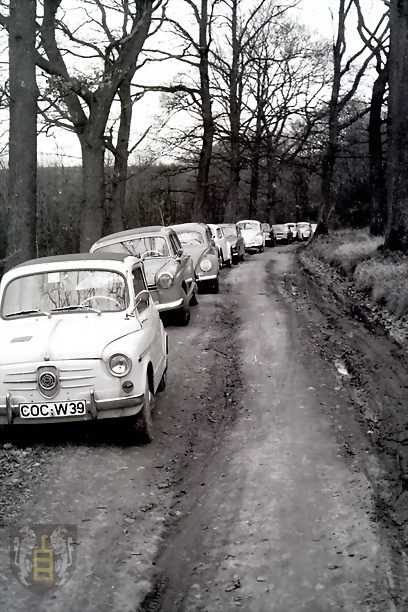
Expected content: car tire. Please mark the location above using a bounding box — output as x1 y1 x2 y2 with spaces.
212 278 219 294
132 378 154 444
189 290 198 306
175 304 190 326
157 368 167 392
232 254 239 265
258 246 264 253
225 256 232 268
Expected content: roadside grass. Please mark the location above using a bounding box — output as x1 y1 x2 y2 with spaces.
306 229 408 319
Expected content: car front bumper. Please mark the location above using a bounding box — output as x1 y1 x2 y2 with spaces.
0 390 145 425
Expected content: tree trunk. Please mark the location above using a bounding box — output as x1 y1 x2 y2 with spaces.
194 0 214 222
224 0 240 223
106 76 133 234
6 0 37 270
369 61 388 236
317 0 345 234
79 135 106 251
385 0 408 251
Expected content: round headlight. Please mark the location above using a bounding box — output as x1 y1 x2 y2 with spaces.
157 271 174 289
109 354 131 377
200 259 212 272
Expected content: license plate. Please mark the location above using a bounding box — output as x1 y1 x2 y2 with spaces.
19 400 87 419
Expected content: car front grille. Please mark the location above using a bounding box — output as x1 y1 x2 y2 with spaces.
3 364 97 393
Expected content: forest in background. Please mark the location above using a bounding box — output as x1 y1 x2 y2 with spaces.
1 0 405 274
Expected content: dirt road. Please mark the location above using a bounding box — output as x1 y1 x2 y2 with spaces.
0 246 407 611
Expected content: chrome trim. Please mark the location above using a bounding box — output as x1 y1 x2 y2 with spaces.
155 298 183 312
0 391 145 424
197 274 218 281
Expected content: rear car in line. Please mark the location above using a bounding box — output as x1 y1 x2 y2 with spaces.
218 224 245 264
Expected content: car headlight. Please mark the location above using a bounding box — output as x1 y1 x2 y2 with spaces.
157 271 174 289
108 354 132 377
200 259 212 272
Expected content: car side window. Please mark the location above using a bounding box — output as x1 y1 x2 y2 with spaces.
217 228 222 239
132 267 150 313
206 228 213 244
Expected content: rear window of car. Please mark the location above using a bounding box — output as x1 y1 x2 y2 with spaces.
93 236 170 258
177 231 204 245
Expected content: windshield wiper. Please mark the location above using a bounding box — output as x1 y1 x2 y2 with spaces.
51 305 101 314
5 308 50 318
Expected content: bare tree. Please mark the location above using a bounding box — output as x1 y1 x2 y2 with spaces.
6 0 37 269
317 0 387 235
35 0 163 250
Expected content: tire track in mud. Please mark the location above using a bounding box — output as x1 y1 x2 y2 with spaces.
140 284 245 612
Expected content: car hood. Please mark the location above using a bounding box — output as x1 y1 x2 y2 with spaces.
0 315 140 365
179 244 207 267
141 258 172 285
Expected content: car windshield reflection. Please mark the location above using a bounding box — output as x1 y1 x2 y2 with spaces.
1 269 128 318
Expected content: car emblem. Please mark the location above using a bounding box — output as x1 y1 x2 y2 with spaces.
37 366 59 398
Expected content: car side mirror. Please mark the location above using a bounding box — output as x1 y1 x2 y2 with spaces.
176 247 183 258
135 289 150 308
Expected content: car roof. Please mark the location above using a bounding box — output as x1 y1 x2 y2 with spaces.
169 222 209 233
91 226 169 247
14 252 134 268
237 219 261 224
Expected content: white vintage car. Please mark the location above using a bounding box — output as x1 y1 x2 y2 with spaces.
207 223 232 268
236 220 265 252
0 253 168 443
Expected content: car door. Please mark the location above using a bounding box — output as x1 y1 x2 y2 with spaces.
132 265 165 382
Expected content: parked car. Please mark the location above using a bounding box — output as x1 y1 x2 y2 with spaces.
208 224 232 268
284 222 298 240
271 224 293 245
0 252 168 443
296 222 312 241
218 224 245 264
169 222 220 293
90 226 197 326
261 223 273 246
236 220 265 252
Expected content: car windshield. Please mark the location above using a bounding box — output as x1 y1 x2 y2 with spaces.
297 223 309 229
238 222 259 230
262 224 270 231
273 225 285 231
2 269 128 318
221 226 237 238
93 236 170 258
177 231 204 245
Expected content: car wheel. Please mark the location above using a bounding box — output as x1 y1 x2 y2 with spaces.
225 256 232 268
132 378 154 444
232 254 239 265
175 303 190 326
258 245 264 253
212 278 219 294
157 368 167 392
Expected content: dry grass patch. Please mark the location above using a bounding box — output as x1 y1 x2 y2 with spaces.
307 229 408 319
